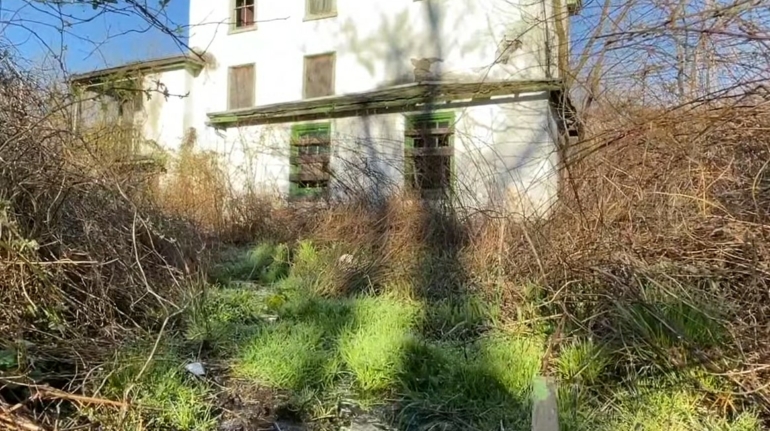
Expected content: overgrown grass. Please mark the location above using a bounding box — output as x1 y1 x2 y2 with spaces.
188 240 553 429
93 339 216 431
108 238 762 431
340 294 422 393
209 242 290 284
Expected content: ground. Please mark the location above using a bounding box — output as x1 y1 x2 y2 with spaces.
90 240 763 431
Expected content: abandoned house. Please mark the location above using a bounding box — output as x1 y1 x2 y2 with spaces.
69 0 581 217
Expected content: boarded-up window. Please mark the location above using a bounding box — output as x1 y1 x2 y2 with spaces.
404 112 455 198
228 64 255 110
306 0 336 18
303 53 335 99
234 0 255 29
290 123 332 199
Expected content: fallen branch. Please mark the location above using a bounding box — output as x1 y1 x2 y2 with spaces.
32 387 127 409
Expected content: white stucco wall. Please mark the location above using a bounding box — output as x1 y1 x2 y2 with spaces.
188 0 558 115
114 0 565 217
189 92 559 217
137 68 194 151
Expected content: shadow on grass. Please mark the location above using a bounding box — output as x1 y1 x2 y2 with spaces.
183 200 545 431
96 203 764 431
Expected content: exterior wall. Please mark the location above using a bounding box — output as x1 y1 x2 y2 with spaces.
190 92 559 217
188 0 558 114
88 0 566 217
137 68 194 151
455 93 560 216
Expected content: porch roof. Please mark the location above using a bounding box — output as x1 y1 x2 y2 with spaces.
69 53 206 87
206 79 567 128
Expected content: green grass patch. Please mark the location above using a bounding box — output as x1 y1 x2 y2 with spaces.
195 243 754 431
424 294 500 340
597 379 760 431
96 339 216 431
237 320 341 390
557 338 610 385
234 294 352 390
340 294 422 393
184 287 271 352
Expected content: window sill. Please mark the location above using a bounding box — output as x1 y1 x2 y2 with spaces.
303 12 338 22
228 25 258 35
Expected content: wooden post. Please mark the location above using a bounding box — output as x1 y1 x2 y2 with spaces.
531 376 559 431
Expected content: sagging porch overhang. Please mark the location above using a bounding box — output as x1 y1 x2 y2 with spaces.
206 79 569 128
68 53 206 93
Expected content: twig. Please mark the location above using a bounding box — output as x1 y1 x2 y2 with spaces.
33 387 128 409
0 413 44 431
133 306 186 383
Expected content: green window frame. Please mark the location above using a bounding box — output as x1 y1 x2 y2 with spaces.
290 122 332 199
404 111 456 198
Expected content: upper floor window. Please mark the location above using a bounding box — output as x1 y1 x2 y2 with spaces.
305 0 336 20
233 0 255 30
228 64 255 110
303 53 335 99
404 112 455 198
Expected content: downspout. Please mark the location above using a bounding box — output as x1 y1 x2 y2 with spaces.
542 0 553 79
551 0 570 83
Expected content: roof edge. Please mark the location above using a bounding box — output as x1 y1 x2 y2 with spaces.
69 54 206 86
207 79 565 128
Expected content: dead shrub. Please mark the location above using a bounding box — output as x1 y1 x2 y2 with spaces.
153 130 229 234
0 58 199 369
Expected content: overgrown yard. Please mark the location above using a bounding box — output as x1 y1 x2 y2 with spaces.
2 48 769 430
90 236 761 431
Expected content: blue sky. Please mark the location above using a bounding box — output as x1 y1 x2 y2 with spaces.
0 0 189 74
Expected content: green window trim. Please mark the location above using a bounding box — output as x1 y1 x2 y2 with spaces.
404 111 457 197
290 122 332 200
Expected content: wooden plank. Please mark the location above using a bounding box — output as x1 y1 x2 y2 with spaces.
293 154 329 164
209 79 564 127
404 128 454 137
307 0 335 16
292 137 331 146
304 54 335 99
229 64 255 110
290 171 331 182
405 147 454 156
69 54 205 86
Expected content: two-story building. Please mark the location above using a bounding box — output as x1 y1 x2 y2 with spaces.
70 0 581 217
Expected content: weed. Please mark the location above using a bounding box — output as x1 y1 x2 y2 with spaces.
599 379 759 431
481 333 545 399
557 338 610 385
184 287 267 351
424 294 500 340
398 332 544 430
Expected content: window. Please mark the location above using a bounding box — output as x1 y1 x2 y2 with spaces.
305 0 336 19
233 0 255 29
228 64 255 110
404 112 455 197
290 123 332 199
303 53 335 99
